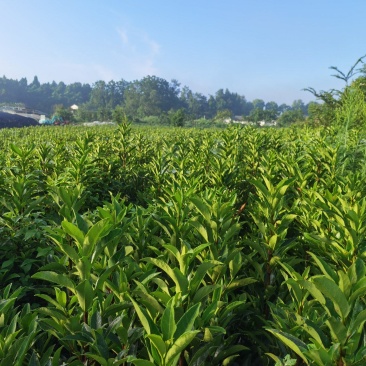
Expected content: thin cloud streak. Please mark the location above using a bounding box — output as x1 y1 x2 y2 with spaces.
115 26 161 78
117 28 129 45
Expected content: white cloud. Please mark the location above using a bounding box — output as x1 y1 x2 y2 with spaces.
117 28 129 45
144 37 160 56
91 64 117 81
115 26 161 78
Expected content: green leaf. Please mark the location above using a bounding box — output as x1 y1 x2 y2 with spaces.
215 345 249 363
161 299 176 341
51 347 63 366
222 222 241 243
128 358 156 366
83 354 107 366
152 278 171 295
10 143 22 157
268 234 278 250
35 294 65 311
0 298 17 314
133 288 164 315
75 280 94 312
75 257 92 281
55 243 79 262
55 287 67 308
172 267 189 294
307 252 338 282
312 276 350 320
350 308 366 336
61 220 85 250
190 243 211 258
326 317 347 345
203 327 213 342
266 329 309 365
192 285 219 304
32 271 75 292
174 303 201 340
298 316 328 349
146 334 167 360
144 258 188 294
162 244 180 261
190 197 211 222
206 325 226 334
251 178 269 198
83 219 111 257
298 280 326 309
349 278 366 303
12 332 37 366
28 351 40 366
165 330 200 366
226 277 257 291
127 294 159 335
266 353 283 364
190 220 209 242
190 261 218 293
95 264 119 290
36 307 67 321
277 178 295 196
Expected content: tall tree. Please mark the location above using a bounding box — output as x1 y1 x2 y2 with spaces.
264 101 279 120
180 86 208 118
214 88 248 116
252 99 265 110
291 99 307 114
29 76 40 90
123 76 181 117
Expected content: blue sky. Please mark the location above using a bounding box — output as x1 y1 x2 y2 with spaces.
1 0 365 104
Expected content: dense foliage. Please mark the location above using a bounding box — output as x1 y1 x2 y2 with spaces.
0 75 311 123
1 120 366 365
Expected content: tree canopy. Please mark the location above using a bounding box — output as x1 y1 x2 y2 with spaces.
0 74 312 124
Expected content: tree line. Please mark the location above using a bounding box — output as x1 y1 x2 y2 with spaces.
0 74 314 125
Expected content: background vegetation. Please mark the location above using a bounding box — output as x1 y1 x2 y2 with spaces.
0 74 310 125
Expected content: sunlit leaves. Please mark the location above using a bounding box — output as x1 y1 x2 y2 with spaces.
2 123 366 364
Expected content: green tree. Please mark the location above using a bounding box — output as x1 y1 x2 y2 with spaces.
180 86 208 119
29 75 40 90
307 101 331 126
207 95 217 118
277 109 304 126
264 101 279 121
89 80 107 109
169 108 186 127
252 98 265 110
112 105 128 125
291 99 307 114
278 103 290 114
65 82 92 106
249 107 265 123
214 109 232 122
265 101 278 113
336 84 366 131
123 76 181 117
214 88 248 116
304 55 366 127
53 104 73 121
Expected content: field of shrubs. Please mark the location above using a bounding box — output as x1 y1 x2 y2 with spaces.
1 122 366 365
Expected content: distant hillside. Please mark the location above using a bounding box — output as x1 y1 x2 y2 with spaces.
0 112 39 128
